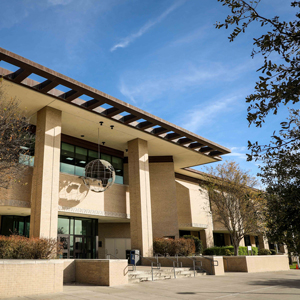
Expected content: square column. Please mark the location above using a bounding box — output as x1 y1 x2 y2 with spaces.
258 235 270 250
200 229 214 249
128 138 153 257
30 107 62 238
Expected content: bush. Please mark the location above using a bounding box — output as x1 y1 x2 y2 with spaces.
202 246 258 256
270 249 277 255
0 235 62 259
153 238 195 256
183 235 203 254
258 249 272 255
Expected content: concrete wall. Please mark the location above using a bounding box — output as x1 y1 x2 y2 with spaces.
150 162 179 239
0 260 63 298
142 256 224 276
63 259 76 283
75 259 128 286
98 223 131 258
59 173 129 217
224 255 290 273
176 179 212 227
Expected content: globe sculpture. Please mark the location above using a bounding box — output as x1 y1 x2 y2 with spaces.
82 159 115 192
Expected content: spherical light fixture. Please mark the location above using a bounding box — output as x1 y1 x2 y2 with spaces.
82 159 115 192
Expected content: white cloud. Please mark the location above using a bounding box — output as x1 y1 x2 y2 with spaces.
110 0 185 52
182 94 241 132
119 60 246 105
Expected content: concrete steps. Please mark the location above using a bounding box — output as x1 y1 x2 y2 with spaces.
128 267 206 283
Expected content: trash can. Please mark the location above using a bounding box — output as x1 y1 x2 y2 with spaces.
126 249 140 265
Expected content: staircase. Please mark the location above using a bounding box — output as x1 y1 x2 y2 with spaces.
128 266 206 283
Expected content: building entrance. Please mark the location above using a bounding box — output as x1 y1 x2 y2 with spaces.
57 216 98 259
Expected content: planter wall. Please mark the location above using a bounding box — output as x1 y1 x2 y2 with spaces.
0 260 63 298
223 255 289 272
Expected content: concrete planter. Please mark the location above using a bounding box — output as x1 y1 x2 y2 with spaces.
0 259 64 298
223 255 290 272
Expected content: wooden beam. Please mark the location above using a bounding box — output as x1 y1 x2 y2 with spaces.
177 138 193 145
120 114 140 124
82 99 105 110
102 107 123 118
209 150 223 156
164 132 182 140
136 121 153 130
34 79 58 93
199 146 213 153
151 127 169 135
59 90 83 101
5 68 31 83
189 142 203 149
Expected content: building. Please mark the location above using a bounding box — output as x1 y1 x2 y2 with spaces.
0 48 270 259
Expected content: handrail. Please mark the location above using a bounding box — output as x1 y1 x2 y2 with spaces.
201 256 219 275
175 254 203 277
106 253 120 259
155 253 177 279
133 253 161 281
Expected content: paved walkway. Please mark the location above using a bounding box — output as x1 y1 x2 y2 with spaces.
5 270 300 300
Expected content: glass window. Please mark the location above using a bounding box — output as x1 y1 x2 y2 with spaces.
101 153 111 163
88 150 98 162
244 235 251 246
0 216 30 237
59 142 124 184
58 217 70 235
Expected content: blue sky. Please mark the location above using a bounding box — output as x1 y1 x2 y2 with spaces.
0 0 298 181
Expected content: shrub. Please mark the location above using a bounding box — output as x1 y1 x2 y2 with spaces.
270 249 277 255
258 249 272 255
153 238 195 256
0 235 62 259
202 246 258 256
183 235 203 254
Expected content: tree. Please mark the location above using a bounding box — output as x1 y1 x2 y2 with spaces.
257 109 300 260
202 161 265 256
0 86 34 189
216 0 300 159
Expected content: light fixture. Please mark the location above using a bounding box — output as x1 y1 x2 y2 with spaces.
66 157 74 161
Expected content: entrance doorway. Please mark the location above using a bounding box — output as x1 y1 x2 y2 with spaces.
105 238 131 259
57 216 98 259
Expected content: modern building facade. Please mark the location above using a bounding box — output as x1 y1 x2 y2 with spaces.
0 48 270 259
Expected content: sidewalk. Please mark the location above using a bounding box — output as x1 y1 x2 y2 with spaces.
3 270 300 300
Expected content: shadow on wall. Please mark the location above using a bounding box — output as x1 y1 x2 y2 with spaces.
59 180 89 208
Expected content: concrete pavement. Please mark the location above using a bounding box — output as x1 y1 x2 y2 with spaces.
4 270 300 300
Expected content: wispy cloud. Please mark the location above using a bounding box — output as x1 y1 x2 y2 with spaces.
182 93 243 132
226 146 248 160
110 0 185 52
119 60 249 105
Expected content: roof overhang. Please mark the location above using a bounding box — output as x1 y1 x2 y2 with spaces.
0 48 231 173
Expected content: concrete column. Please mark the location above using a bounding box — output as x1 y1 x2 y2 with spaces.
128 138 153 257
239 238 245 247
250 235 256 247
149 162 179 239
200 229 214 249
30 107 61 238
258 235 269 250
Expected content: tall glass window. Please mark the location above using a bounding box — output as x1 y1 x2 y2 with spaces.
0 215 30 237
60 142 124 184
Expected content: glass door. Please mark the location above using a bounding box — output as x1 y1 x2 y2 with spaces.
74 235 93 258
58 234 70 258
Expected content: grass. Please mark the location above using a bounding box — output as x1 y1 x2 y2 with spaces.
290 262 299 269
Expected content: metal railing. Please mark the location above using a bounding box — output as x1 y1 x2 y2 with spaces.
155 253 178 279
201 256 219 275
133 253 161 281
175 254 203 277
